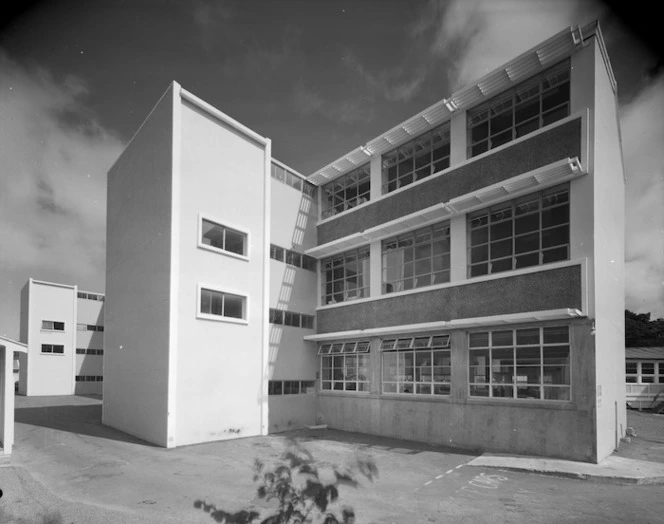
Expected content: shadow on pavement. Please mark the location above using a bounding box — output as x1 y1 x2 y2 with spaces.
278 427 479 458
15 400 158 447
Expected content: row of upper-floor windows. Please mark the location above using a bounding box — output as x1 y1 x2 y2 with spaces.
78 292 104 301
321 184 569 305
270 244 317 272
271 162 317 198
76 348 104 355
320 60 571 219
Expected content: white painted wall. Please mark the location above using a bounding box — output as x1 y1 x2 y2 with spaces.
173 96 269 446
267 166 319 429
103 84 175 446
24 280 77 396
590 37 626 460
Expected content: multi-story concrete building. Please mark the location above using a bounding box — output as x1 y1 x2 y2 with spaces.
105 21 625 462
19 278 105 396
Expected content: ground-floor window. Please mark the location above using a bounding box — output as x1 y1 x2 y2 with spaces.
381 334 451 395
626 361 664 384
469 325 570 401
319 341 370 392
268 380 316 395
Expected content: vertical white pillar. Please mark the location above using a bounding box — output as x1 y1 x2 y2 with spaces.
450 215 467 282
369 154 382 202
449 110 467 167
369 241 382 298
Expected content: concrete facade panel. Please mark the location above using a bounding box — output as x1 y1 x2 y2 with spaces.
317 265 582 333
268 394 317 433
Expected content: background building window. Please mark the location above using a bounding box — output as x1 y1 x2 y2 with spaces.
321 247 370 304
41 320 64 331
319 341 370 392
321 164 370 219
382 123 450 193
381 335 451 395
468 325 571 401
268 380 316 395
41 344 64 354
626 361 663 384
468 184 569 277
201 218 247 256
200 288 246 321
467 60 570 157
382 222 450 293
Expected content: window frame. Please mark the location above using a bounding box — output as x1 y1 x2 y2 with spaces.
467 59 571 158
381 335 451 396
468 325 571 402
321 164 371 219
319 340 371 393
321 246 370 305
197 283 249 325
41 344 65 355
198 213 250 261
41 320 65 331
382 221 451 294
467 183 570 278
626 361 663 384
382 122 451 194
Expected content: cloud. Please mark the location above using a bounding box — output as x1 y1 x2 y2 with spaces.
292 85 374 125
621 74 664 317
342 52 426 103
0 50 123 282
418 0 603 89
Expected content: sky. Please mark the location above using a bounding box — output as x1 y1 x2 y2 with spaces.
0 0 662 339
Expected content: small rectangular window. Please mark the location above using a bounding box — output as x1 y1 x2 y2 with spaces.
285 250 302 268
269 308 284 325
42 320 65 331
270 244 285 262
41 344 64 354
284 311 301 327
301 315 315 330
200 217 248 257
199 287 247 321
76 348 86 355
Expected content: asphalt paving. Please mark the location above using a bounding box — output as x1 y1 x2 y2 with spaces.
2 395 664 523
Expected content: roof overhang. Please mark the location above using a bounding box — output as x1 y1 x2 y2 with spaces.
307 22 596 186
307 157 585 258
303 308 586 342
0 335 28 353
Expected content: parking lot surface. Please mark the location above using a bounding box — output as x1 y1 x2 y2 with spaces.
2 395 664 523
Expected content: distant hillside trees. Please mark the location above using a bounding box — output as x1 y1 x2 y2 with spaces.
625 310 664 347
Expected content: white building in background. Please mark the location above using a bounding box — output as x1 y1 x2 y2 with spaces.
19 278 105 396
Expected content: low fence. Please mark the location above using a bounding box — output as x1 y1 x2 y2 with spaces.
626 383 664 410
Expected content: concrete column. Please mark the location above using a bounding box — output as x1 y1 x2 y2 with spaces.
369 240 382 297
369 337 382 395
450 215 467 282
450 330 468 402
449 110 467 167
369 154 383 201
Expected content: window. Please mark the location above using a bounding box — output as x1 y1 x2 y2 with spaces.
270 244 317 273
268 380 316 395
467 60 570 157
269 309 315 329
626 361 663 384
271 162 317 199
270 244 284 262
41 344 64 354
469 326 570 401
382 222 450 293
87 325 104 332
200 217 247 257
319 341 370 392
322 247 370 304
322 164 370 219
78 292 104 301
42 320 64 331
468 184 569 277
381 335 451 395
382 123 450 193
199 287 246 321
